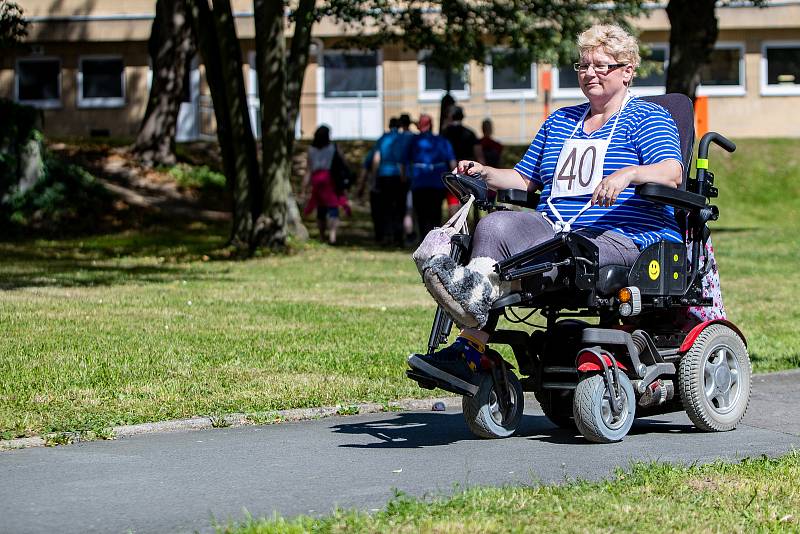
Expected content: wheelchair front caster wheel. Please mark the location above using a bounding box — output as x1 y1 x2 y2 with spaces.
678 324 751 432
462 370 524 439
573 373 636 443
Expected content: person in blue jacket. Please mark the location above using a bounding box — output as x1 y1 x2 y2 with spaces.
405 113 457 239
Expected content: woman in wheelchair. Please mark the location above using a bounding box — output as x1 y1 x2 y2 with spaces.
409 24 687 388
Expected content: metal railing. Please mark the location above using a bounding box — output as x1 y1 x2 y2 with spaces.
196 88 567 144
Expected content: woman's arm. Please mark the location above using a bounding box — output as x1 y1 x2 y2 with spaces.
454 160 532 192
592 159 682 207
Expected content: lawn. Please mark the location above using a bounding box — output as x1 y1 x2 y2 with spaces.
1 138 798 438
223 452 800 533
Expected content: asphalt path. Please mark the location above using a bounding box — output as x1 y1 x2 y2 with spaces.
2 370 798 534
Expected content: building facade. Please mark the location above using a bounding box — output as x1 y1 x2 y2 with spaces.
2 1 800 142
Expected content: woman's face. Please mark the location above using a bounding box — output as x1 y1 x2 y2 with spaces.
577 47 634 101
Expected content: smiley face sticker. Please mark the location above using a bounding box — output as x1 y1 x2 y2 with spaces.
648 260 660 280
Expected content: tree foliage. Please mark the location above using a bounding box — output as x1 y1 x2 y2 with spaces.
329 1 647 76
0 0 27 49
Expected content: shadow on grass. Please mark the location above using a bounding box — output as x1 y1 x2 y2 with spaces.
0 221 231 290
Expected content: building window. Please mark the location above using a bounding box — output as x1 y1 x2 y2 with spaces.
78 56 125 108
15 58 61 108
485 50 536 100
323 51 378 98
698 43 745 97
418 51 469 101
761 42 800 96
552 62 581 99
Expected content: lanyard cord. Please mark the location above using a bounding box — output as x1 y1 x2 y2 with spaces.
545 93 631 233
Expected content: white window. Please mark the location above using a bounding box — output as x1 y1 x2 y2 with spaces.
15 57 61 108
418 51 469 101
697 43 746 97
761 41 800 96
484 50 537 100
78 56 125 108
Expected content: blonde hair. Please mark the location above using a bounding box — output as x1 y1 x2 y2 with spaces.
578 24 640 70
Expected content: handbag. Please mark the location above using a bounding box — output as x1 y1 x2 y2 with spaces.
330 146 352 194
412 194 475 276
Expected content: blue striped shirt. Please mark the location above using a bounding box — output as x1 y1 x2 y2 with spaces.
514 97 683 248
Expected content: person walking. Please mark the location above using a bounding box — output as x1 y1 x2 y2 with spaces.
479 118 504 168
405 113 457 240
301 125 348 245
371 117 408 246
442 106 485 215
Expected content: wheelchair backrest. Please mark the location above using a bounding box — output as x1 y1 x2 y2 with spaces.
641 94 695 190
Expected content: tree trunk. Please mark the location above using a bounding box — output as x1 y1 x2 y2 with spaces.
252 0 310 248
133 0 193 167
252 0 290 249
187 0 260 251
665 0 719 101
285 0 315 156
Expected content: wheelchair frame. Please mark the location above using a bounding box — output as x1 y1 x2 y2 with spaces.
410 130 751 443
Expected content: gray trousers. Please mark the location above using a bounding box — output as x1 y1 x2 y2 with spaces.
471 210 640 272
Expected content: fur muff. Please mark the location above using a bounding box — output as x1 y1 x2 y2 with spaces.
421 255 503 329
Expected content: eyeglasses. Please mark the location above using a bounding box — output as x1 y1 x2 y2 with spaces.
573 62 628 74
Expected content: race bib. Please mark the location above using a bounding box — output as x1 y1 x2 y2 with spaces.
551 137 609 198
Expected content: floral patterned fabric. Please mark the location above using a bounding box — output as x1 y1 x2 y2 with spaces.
685 236 726 323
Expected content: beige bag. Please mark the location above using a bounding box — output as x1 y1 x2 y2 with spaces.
411 195 474 276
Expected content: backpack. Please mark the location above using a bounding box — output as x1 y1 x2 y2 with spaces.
330 146 352 194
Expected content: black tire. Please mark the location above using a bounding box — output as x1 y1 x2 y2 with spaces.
462 370 524 439
573 373 636 443
678 324 751 432
534 389 577 429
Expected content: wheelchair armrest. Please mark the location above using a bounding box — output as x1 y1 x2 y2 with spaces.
636 183 707 211
496 188 540 208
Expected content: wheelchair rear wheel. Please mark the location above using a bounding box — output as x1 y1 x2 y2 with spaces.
462 369 524 438
573 373 636 443
678 324 751 432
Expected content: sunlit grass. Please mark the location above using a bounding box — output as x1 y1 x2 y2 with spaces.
223 452 800 533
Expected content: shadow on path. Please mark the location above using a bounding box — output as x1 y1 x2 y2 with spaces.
331 411 704 449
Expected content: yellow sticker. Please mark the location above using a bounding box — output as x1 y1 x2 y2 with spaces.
673 272 679 280
648 260 660 280
673 254 679 262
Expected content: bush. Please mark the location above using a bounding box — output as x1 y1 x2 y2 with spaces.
2 152 110 231
167 163 226 190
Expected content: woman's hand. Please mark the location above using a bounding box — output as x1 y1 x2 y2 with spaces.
455 160 486 177
591 160 682 207
592 168 634 207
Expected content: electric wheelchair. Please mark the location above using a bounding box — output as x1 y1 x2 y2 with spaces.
407 94 751 443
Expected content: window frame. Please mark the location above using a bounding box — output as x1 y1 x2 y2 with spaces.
760 40 800 97
553 43 670 99
77 55 126 108
15 56 62 109
484 49 537 101
697 42 746 97
318 49 381 100
417 50 470 102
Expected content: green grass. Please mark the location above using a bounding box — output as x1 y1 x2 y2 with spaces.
221 452 800 533
0 138 798 438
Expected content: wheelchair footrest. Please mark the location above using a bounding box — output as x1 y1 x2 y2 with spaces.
405 369 477 397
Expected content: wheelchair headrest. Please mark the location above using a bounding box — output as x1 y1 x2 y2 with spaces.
442 172 489 204
642 94 695 190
